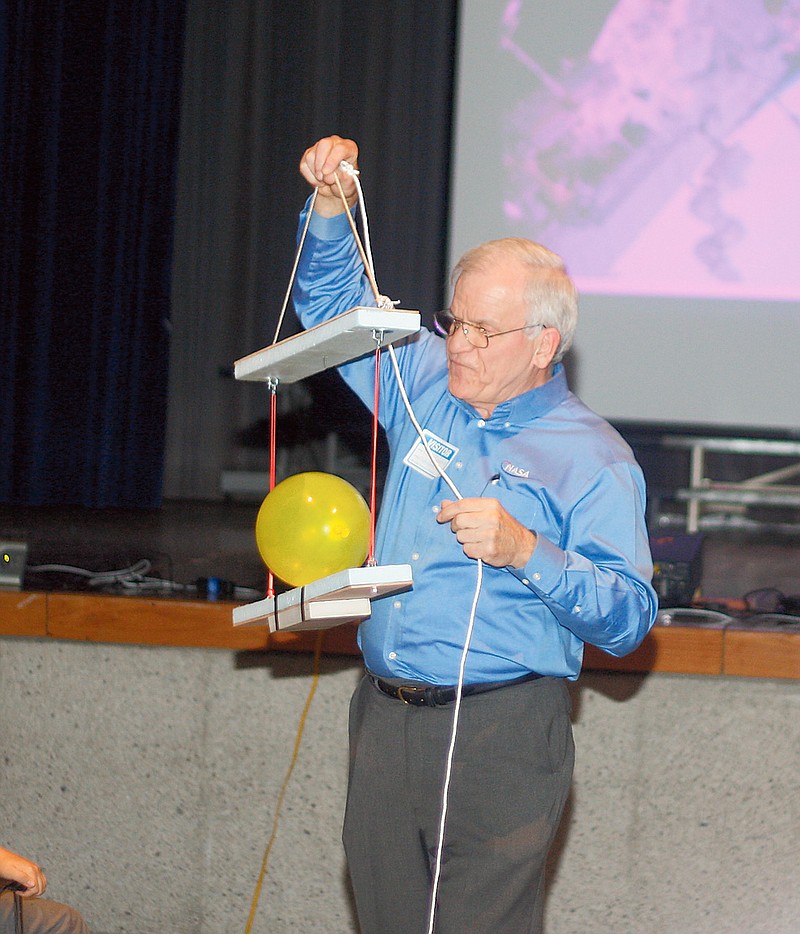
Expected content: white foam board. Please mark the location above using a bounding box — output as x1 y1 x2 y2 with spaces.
232 564 413 633
234 307 420 384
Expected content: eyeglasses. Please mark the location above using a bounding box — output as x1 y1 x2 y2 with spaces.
434 311 543 349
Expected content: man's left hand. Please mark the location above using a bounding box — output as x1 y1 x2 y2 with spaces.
0 847 47 898
437 498 537 569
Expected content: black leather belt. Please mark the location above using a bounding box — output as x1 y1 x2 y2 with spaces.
367 670 542 707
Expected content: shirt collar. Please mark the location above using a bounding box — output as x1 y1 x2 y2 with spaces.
452 364 570 426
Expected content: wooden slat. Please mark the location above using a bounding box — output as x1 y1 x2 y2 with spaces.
46 593 269 650
583 625 724 675
0 590 48 636
3 591 799 680
723 629 800 679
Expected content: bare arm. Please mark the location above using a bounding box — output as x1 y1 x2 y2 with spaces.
0 846 47 897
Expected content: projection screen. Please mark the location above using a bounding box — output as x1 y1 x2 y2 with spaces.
448 0 800 430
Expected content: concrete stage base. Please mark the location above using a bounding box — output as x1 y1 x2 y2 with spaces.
1 638 797 933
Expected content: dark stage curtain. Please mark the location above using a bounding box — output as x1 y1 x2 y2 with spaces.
0 0 186 507
164 0 459 499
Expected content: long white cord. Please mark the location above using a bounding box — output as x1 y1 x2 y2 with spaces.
386 343 482 934
386 345 461 501
331 164 484 933
426 560 482 934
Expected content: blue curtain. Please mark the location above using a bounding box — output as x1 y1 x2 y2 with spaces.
0 0 186 507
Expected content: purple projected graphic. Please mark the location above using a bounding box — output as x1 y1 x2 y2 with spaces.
500 0 800 300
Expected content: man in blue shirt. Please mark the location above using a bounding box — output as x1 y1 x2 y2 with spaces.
295 136 657 933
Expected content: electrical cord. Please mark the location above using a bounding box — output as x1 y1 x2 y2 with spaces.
26 559 261 601
657 601 800 628
342 162 484 933
386 346 481 934
27 558 159 588
656 607 733 626
737 612 800 626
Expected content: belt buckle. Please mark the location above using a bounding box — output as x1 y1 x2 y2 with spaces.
396 685 424 705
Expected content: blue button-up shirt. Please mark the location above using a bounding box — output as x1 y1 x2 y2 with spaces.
293 206 658 683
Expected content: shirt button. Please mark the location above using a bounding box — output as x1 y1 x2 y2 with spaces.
533 572 541 582
477 419 486 428
574 605 582 614
432 505 440 514
522 578 530 586
393 601 402 609
411 552 420 561
388 651 397 660
455 461 463 470
504 422 511 428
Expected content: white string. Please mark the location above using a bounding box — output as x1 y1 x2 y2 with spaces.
337 163 372 275
272 187 320 346
387 345 461 501
387 345 482 934
427 560 482 934
338 161 397 311
294 169 481 934
272 161 372 349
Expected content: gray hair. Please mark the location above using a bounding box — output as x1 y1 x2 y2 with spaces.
450 238 578 363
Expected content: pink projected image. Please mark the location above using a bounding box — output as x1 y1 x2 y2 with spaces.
500 0 800 300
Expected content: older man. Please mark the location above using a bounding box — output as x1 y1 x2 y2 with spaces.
294 136 657 933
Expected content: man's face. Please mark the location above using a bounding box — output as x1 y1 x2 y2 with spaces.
445 256 557 417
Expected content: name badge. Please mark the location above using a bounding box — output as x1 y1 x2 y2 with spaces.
403 430 459 480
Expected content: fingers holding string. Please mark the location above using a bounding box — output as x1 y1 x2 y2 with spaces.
299 135 360 208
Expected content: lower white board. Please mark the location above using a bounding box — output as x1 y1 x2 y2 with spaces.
232 564 413 633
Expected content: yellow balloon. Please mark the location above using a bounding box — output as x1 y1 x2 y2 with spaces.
255 472 371 586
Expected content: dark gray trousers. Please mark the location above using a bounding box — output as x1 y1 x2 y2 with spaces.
343 674 574 934
0 892 89 934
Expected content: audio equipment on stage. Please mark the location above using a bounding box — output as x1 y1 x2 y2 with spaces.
650 533 703 607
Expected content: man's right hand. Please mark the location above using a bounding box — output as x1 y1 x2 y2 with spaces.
299 135 360 217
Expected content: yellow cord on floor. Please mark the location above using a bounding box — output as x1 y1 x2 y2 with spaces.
244 630 325 933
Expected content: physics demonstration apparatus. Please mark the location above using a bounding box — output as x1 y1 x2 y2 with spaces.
230 170 419 633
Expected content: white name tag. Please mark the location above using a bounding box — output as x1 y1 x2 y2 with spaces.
403 430 459 480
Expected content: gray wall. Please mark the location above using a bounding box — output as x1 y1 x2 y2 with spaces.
1 637 797 933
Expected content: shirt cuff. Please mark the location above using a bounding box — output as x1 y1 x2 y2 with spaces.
509 533 565 593
307 204 356 240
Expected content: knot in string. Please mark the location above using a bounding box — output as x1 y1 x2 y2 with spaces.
338 159 360 178
377 294 399 310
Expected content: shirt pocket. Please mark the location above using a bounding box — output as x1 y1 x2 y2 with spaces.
490 481 561 542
